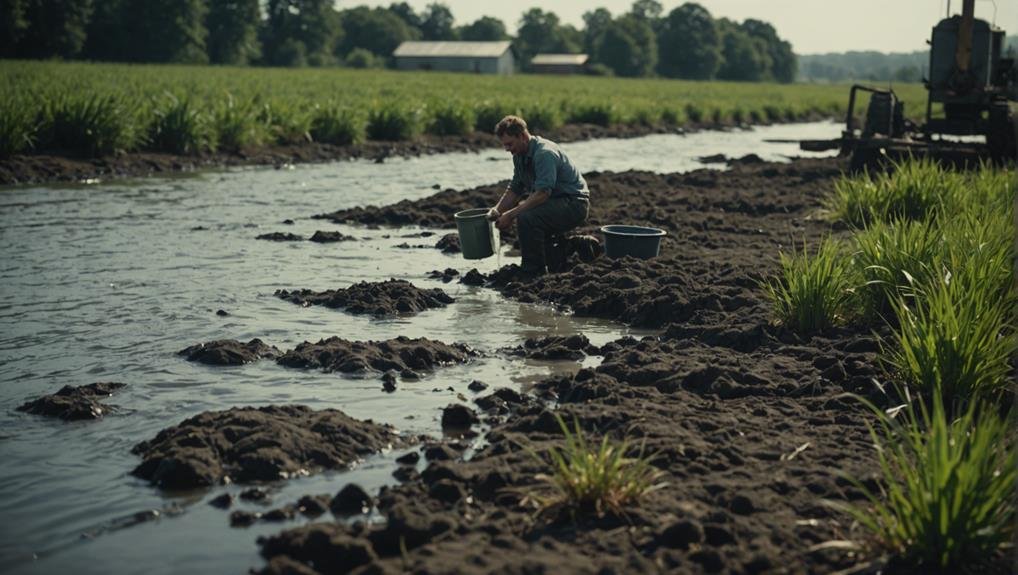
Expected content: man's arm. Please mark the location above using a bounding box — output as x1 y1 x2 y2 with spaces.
495 189 549 230
492 187 521 216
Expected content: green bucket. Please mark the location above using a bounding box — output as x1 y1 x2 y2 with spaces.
454 208 495 259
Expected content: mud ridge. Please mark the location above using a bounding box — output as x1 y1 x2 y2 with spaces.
276 336 474 377
275 279 453 317
17 382 127 421
177 339 281 366
131 405 406 489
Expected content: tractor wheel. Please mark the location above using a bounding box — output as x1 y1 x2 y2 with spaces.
987 102 1017 164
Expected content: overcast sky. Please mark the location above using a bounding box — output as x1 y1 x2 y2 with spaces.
348 0 1017 55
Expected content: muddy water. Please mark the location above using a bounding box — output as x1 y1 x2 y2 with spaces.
0 122 838 574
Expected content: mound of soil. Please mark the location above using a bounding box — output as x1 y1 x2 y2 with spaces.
275 279 453 317
17 382 127 421
253 157 941 574
177 339 281 366
276 336 473 375
428 268 460 283
505 334 600 361
308 230 356 243
131 405 404 489
435 233 460 253
256 232 303 241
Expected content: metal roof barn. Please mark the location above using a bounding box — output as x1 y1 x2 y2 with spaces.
530 54 589 75
393 41 515 75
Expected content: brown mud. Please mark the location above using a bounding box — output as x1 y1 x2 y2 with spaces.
131 405 406 490
251 157 931 574
505 334 601 361
275 279 453 317
17 382 126 421
177 338 281 366
275 335 474 377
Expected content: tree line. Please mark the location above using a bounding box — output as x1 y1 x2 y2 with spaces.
798 51 928 84
798 35 1017 83
0 0 796 82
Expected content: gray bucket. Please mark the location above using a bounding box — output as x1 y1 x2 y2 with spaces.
601 225 666 259
455 208 494 259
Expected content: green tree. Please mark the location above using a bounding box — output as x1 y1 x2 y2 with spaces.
206 0 261 65
18 0 93 59
657 2 721 79
82 0 127 61
345 47 382 68
262 0 339 66
1 0 30 57
740 19 796 83
420 2 456 41
336 6 419 59
893 64 921 83
582 8 612 54
459 16 507 41
119 0 208 63
594 15 656 77
630 0 662 21
388 2 421 29
716 20 768 81
516 8 580 64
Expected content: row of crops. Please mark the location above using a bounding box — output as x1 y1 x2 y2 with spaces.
0 60 929 159
764 159 1015 572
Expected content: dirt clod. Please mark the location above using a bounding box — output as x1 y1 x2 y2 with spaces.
131 405 403 489
17 382 126 421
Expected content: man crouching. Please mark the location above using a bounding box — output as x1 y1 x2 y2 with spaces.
488 115 592 278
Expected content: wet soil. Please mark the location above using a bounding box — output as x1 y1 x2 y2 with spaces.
0 123 696 187
17 382 127 421
251 157 940 574
177 338 281 366
275 335 474 377
131 405 405 490
274 279 454 317
505 334 601 361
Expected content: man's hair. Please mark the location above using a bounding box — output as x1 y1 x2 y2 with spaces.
495 115 528 137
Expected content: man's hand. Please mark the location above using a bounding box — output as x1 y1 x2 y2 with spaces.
486 207 500 221
495 211 515 231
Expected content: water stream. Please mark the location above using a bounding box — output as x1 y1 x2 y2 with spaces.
0 122 839 574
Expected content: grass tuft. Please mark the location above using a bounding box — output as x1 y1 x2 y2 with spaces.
763 237 859 334
521 102 563 133
853 218 944 322
530 414 665 518
568 102 619 127
825 158 955 227
148 94 216 155
309 104 364 146
0 98 37 157
44 94 138 157
829 392 1015 571
427 101 475 136
366 101 420 141
885 266 1016 405
214 95 268 151
473 100 515 134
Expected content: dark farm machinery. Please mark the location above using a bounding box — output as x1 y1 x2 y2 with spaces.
801 0 1017 170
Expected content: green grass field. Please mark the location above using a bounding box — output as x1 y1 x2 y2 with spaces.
0 60 929 158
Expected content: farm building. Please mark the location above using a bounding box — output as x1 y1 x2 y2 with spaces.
392 41 515 75
529 54 589 74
